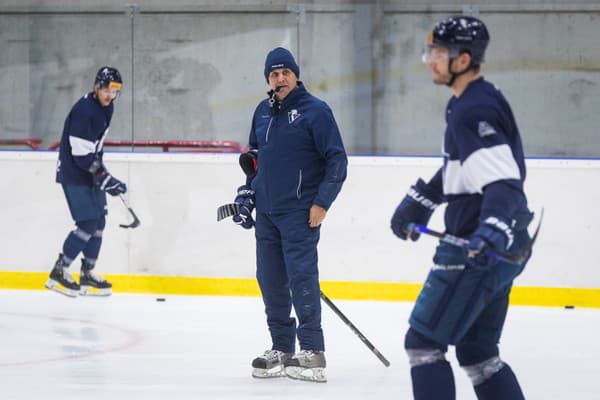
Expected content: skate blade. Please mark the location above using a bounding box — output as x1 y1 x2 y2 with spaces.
44 279 78 298
252 366 285 379
284 366 327 383
79 285 112 297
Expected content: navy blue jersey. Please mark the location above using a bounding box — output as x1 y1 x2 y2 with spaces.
249 82 347 213
56 93 113 186
430 78 528 236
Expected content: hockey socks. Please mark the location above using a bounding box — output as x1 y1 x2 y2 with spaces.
411 360 456 400
473 364 525 400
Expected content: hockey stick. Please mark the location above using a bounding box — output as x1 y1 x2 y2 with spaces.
217 203 240 222
407 208 543 265
118 193 141 229
320 291 391 367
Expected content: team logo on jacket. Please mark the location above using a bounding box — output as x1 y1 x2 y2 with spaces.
478 121 497 137
288 109 301 124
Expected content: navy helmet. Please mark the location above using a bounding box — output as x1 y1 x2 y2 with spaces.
428 15 490 64
94 66 123 90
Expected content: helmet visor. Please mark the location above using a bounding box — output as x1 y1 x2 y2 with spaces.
421 45 449 64
422 42 467 64
98 87 121 99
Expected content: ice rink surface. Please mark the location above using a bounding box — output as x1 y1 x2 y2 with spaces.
0 289 598 400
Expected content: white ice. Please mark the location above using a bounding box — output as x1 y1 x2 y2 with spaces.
0 290 598 400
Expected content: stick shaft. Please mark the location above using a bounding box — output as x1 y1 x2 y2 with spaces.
320 291 390 367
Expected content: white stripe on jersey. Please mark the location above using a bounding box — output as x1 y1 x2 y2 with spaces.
443 144 520 195
69 135 97 156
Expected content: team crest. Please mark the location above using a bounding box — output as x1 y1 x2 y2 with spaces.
478 121 497 137
288 109 301 124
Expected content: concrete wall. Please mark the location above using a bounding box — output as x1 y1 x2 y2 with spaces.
1 151 598 289
1 1 600 156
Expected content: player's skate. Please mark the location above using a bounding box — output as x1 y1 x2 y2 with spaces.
251 349 292 378
284 350 327 382
45 254 79 297
79 260 112 296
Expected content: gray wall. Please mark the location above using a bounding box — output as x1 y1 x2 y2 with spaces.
1 1 599 156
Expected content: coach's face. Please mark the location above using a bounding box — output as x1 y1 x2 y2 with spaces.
267 68 298 101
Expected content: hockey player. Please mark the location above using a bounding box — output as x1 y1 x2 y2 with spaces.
45 66 126 297
233 47 347 382
390 16 533 399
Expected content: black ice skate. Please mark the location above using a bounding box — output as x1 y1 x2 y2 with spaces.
284 350 327 382
79 260 112 296
45 254 79 297
251 349 293 378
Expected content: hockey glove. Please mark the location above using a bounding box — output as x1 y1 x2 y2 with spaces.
465 216 514 270
232 185 255 230
391 178 442 241
94 173 127 196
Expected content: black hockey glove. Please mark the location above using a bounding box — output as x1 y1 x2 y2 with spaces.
391 178 442 241
232 185 255 229
465 216 514 269
239 149 258 177
94 172 127 196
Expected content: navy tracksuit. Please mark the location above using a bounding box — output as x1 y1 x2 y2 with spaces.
249 82 347 352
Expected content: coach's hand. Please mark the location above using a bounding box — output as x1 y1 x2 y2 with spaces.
232 185 255 230
309 205 327 228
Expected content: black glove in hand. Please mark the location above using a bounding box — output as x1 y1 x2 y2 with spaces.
391 178 442 241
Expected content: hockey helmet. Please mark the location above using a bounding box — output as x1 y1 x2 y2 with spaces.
94 66 123 91
427 15 489 64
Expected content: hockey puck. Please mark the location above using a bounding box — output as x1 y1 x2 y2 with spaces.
156 298 166 302
564 305 574 309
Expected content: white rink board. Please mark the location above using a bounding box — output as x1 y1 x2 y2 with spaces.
0 151 598 288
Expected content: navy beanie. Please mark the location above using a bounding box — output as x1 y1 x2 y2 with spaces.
264 47 300 82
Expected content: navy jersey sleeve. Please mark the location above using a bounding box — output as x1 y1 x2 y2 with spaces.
66 108 99 172
427 167 445 201
452 105 524 221
310 104 348 210
445 104 521 195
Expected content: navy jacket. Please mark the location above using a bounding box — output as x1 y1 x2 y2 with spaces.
56 93 113 186
428 77 528 236
249 82 347 214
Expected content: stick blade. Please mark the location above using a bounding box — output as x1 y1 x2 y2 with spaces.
119 208 141 229
217 203 240 221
